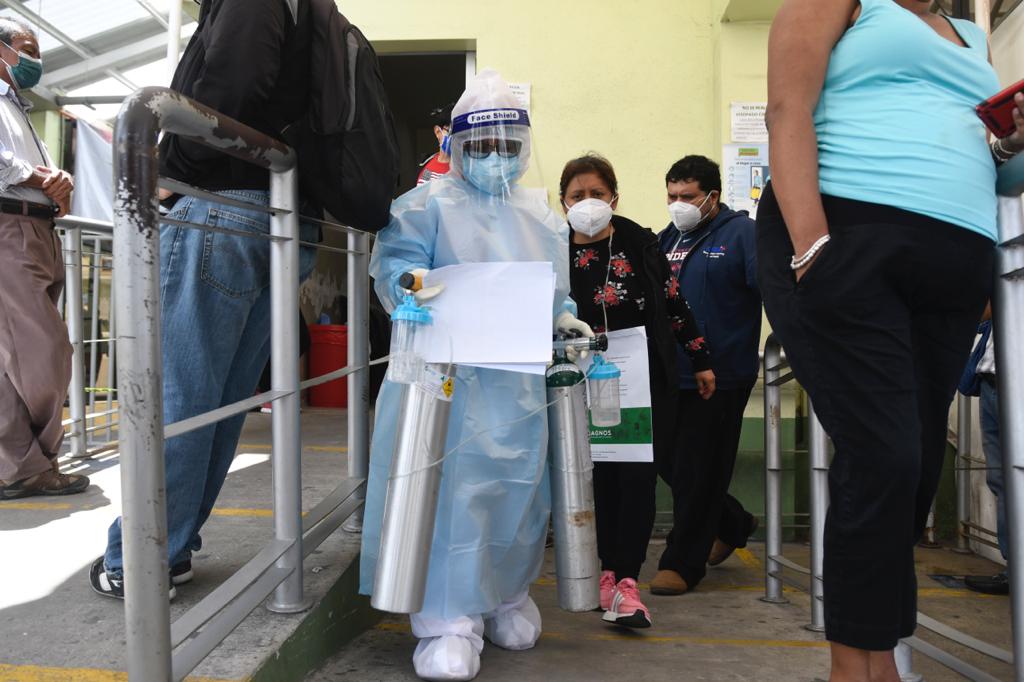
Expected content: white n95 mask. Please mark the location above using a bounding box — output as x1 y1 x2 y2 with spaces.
668 194 712 232
566 198 614 237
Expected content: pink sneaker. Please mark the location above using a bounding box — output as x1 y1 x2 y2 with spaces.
599 570 616 611
602 577 651 628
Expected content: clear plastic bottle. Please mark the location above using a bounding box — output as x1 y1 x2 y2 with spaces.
588 354 622 427
386 295 431 384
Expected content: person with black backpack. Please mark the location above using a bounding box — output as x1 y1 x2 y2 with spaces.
91 0 323 600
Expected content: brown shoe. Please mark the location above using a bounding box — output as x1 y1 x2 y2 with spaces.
650 569 688 595
0 465 90 500
707 539 734 566
708 516 760 566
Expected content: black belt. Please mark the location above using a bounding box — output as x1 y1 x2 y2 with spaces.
0 199 57 219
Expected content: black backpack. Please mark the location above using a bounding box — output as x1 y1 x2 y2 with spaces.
285 0 399 232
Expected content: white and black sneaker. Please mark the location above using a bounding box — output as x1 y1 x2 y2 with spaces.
90 556 177 600
171 559 193 585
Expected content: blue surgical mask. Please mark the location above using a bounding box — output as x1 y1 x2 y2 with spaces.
1 42 42 90
440 132 451 155
463 152 521 195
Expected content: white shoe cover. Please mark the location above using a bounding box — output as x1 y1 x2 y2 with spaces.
482 591 542 651
410 613 484 681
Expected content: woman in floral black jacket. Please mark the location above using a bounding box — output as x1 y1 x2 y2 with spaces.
559 154 713 630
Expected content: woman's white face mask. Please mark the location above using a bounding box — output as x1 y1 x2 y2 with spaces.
566 197 614 237
668 192 714 232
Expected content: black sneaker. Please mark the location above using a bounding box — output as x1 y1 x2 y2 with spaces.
171 559 193 585
964 572 1010 595
90 557 177 600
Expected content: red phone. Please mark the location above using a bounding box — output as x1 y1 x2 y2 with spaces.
977 77 1024 139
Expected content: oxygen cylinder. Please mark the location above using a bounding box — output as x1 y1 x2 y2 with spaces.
546 336 604 612
372 364 456 614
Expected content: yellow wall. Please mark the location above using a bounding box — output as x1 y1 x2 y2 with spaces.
717 22 770 146
343 0 723 231
30 110 64 167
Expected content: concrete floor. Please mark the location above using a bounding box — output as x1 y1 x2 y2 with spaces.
0 408 360 681
1 408 1015 681
311 540 1014 682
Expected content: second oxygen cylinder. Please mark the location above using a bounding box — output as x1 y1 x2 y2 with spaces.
546 358 600 612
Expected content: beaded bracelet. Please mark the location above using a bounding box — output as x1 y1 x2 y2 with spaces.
790 234 831 271
992 138 1017 164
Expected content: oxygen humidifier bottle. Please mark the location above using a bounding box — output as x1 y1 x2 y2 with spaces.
588 354 622 427
387 294 431 384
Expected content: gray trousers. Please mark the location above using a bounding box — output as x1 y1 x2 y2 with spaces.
0 213 72 482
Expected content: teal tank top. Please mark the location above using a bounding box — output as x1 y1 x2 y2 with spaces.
814 0 1001 240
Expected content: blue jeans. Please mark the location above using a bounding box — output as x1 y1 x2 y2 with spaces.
104 191 317 574
980 379 1009 562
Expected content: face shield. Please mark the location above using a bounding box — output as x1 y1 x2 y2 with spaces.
450 69 534 200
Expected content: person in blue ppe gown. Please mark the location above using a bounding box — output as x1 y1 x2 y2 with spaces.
359 69 594 681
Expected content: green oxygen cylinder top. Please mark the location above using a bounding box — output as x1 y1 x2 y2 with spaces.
546 355 584 387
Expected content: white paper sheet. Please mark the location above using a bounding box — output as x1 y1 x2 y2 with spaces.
417 262 555 366
463 362 548 375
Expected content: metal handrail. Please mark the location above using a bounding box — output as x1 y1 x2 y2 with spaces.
994 151 1024 679
112 86 371 682
759 334 827 632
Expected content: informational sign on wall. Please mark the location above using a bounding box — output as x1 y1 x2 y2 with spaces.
580 326 654 463
508 82 532 114
730 102 768 143
723 143 769 220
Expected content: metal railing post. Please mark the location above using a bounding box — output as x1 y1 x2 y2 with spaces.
762 335 787 604
88 237 102 427
954 392 972 553
267 167 310 614
107 272 117 443
63 227 87 458
807 400 829 633
993 185 1024 680
112 94 172 682
344 230 370 533
894 640 923 682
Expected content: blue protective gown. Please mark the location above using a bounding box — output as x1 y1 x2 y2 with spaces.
359 175 570 620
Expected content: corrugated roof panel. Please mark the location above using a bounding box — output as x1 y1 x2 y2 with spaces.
0 0 151 52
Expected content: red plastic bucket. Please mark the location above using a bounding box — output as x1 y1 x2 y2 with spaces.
308 324 348 408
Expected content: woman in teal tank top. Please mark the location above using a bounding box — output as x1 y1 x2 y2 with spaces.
757 0 1023 679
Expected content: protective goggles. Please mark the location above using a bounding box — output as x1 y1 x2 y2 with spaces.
462 138 523 159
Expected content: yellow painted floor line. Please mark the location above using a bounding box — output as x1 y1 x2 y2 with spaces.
734 548 761 569
210 507 308 518
0 501 73 511
236 443 347 453
918 587 999 599
0 663 238 682
532 576 801 594
374 622 827 649
211 507 273 518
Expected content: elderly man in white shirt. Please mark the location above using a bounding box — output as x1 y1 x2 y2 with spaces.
0 17 87 500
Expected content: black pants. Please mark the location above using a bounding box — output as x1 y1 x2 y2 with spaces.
757 186 993 650
594 459 657 580
658 384 756 587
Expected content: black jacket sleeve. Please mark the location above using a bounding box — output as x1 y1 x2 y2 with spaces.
664 274 712 373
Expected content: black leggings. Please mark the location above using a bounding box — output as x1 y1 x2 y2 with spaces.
594 459 657 581
757 184 993 650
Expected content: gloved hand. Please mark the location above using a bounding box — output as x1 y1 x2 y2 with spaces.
407 268 445 304
554 310 595 362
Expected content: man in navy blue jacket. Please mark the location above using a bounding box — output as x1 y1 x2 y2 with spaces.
650 155 762 595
